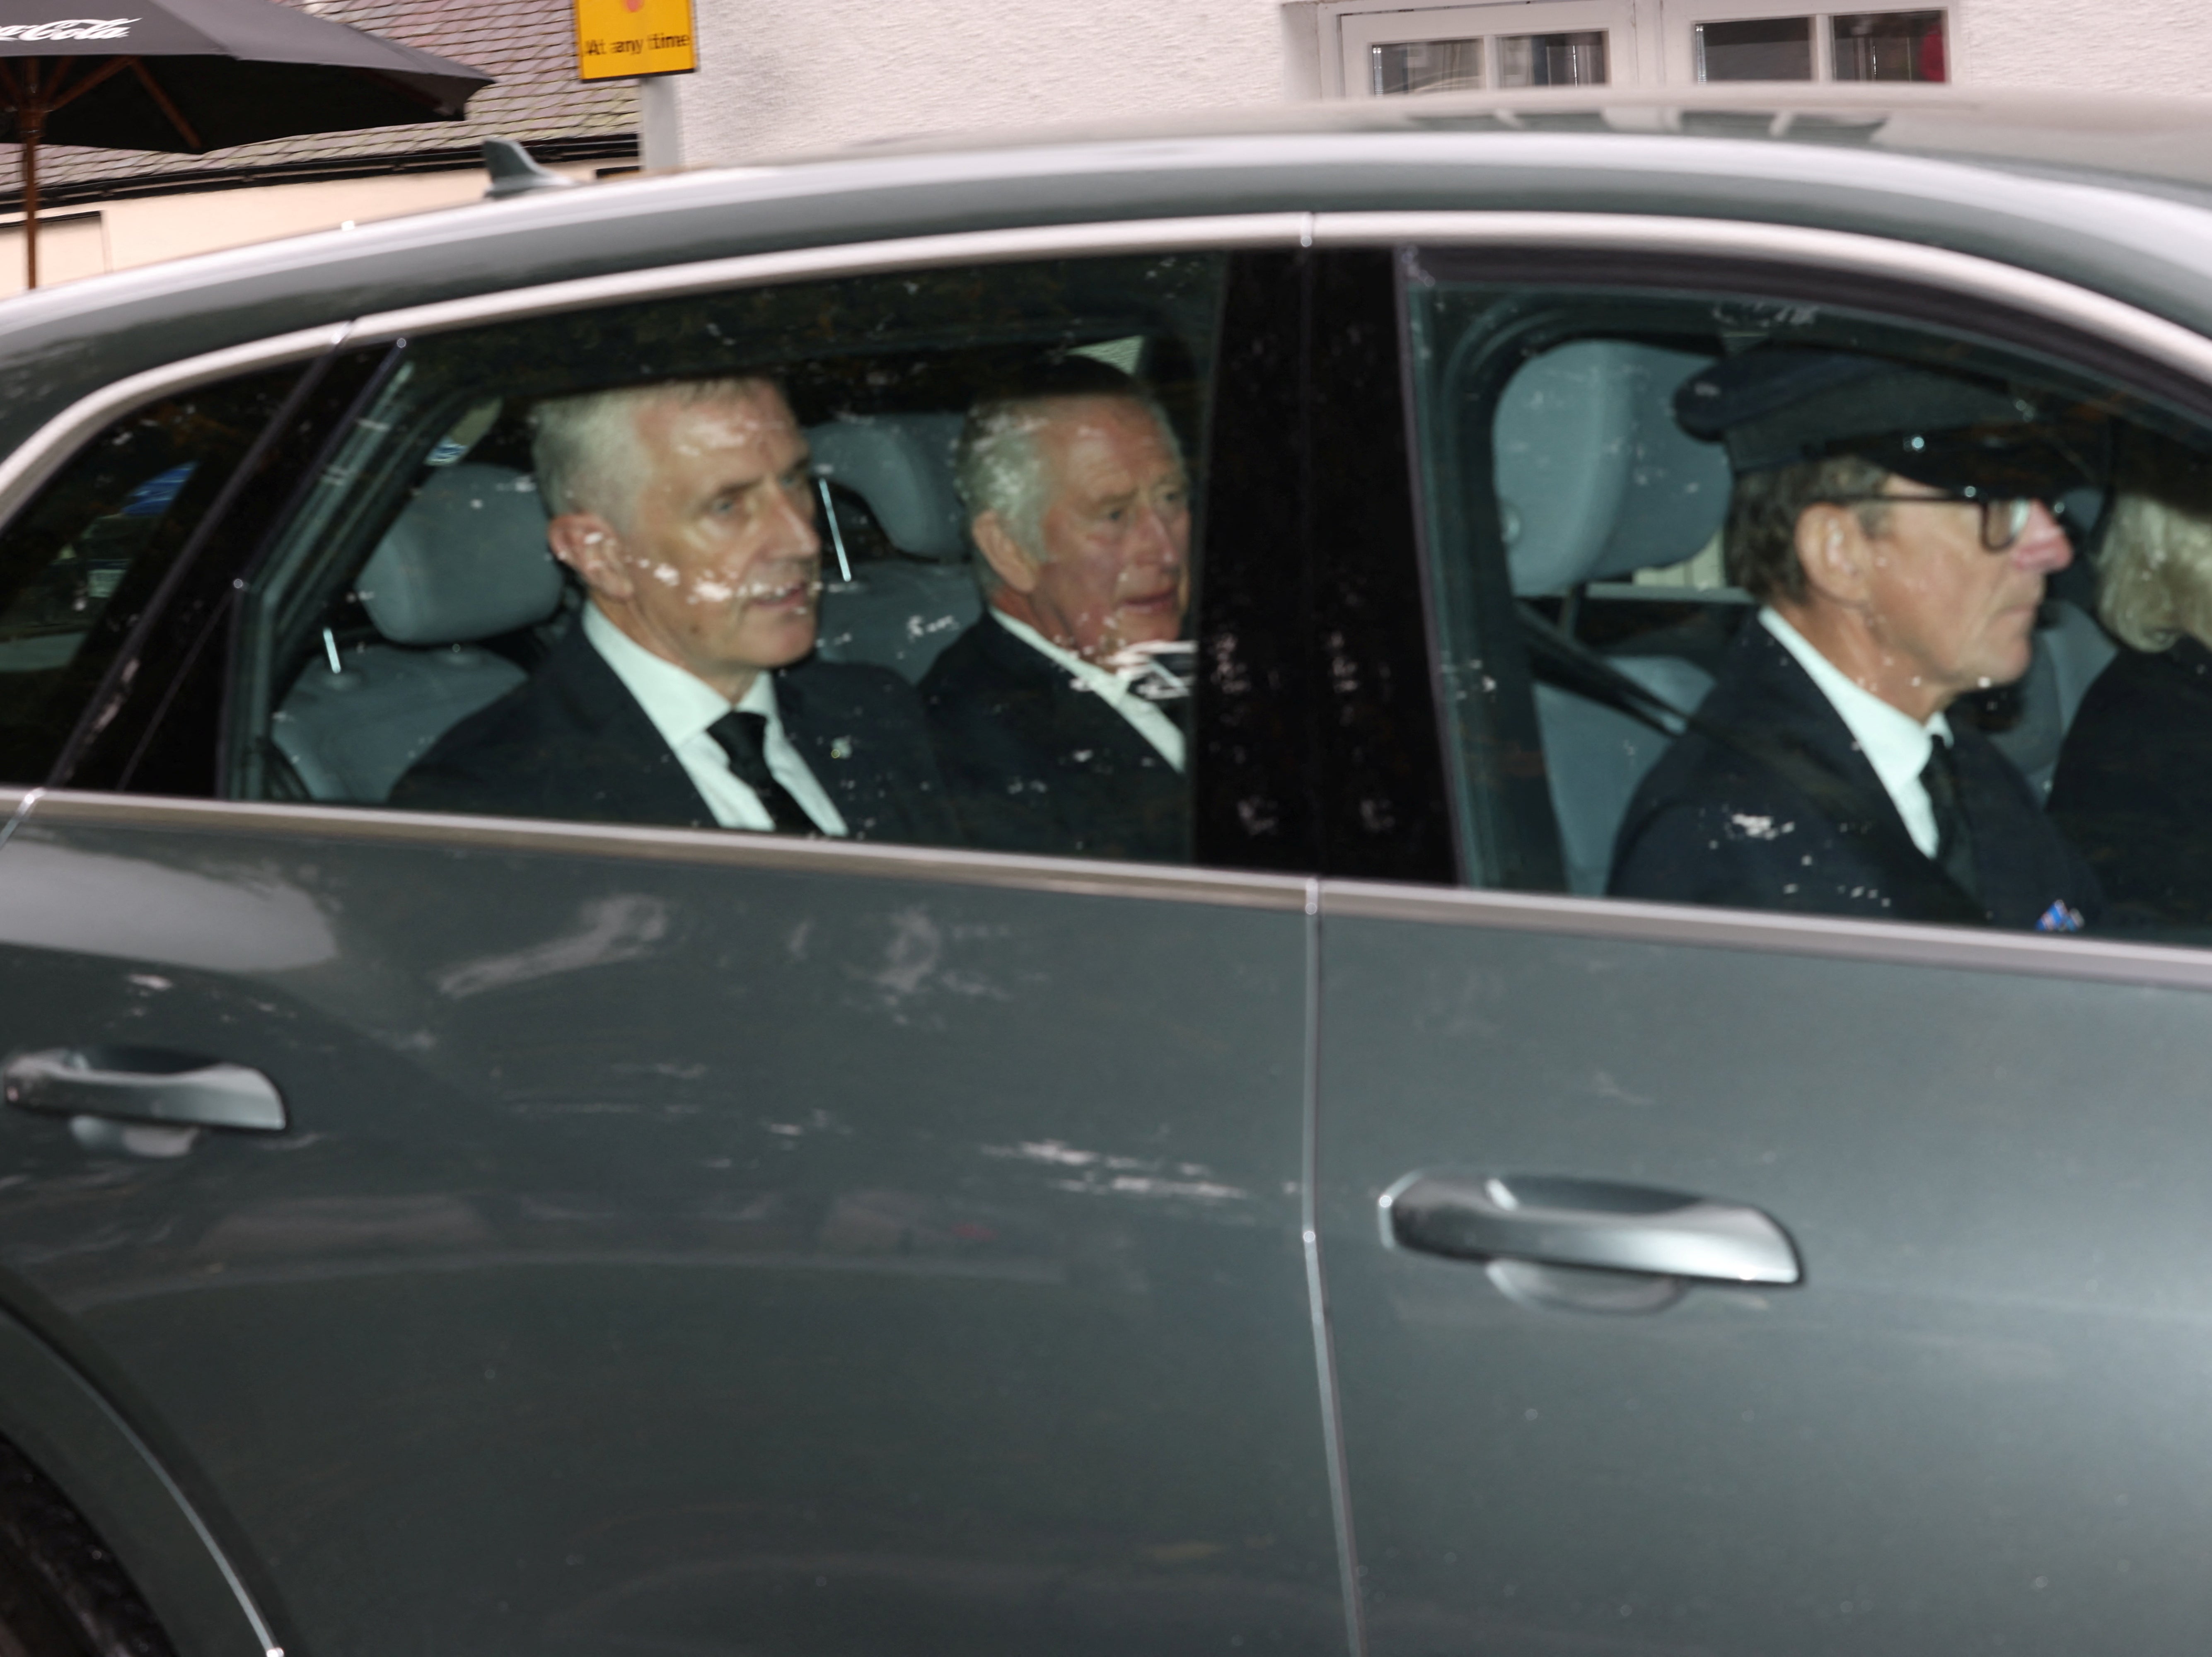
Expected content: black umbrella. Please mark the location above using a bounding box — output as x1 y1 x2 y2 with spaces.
0 0 491 286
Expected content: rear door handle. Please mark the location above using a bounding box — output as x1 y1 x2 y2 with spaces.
1381 1171 1800 1285
4 1047 287 1132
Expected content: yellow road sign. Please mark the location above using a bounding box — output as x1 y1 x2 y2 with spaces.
574 0 698 81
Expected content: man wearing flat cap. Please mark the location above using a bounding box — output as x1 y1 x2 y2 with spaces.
1608 347 2104 930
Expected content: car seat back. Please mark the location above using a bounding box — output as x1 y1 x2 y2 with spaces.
1493 341 1731 889
275 464 565 802
808 415 981 681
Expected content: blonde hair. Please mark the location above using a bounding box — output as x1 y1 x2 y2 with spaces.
2096 441 2212 652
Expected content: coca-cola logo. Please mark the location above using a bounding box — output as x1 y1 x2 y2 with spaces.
0 17 135 40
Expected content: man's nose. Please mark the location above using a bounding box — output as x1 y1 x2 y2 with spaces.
1131 500 1183 566
2010 501 2072 576
772 479 822 556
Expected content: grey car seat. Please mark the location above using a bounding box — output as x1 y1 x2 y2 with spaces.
808 413 981 681
273 463 565 803
1494 340 1733 894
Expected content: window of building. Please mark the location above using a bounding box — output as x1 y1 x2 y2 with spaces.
1335 2 1633 98
1321 0 1953 94
1673 3 1949 83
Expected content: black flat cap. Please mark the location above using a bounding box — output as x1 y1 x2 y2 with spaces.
1673 347 2100 496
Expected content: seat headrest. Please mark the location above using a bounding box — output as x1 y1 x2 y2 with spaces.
807 414 969 559
358 464 565 646
1495 342 1733 596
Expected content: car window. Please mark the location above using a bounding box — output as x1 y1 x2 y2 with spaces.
229 255 1224 866
0 367 301 783
1404 254 2212 943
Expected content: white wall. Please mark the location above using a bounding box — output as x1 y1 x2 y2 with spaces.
1959 0 2212 94
672 0 1292 165
672 0 2212 168
0 162 606 296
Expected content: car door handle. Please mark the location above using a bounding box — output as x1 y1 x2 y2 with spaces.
1381 1171 1800 1285
3 1047 287 1133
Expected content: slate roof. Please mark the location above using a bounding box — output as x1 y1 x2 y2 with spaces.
0 0 637 210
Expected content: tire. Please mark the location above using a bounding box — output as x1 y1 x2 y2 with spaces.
0 1438 174 1657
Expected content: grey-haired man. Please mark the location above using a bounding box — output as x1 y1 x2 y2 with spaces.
1608 347 2102 930
920 359 1192 862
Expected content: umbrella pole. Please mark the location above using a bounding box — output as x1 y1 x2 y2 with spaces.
19 123 35 292
16 59 36 291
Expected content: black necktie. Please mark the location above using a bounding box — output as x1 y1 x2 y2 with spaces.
1919 738 1980 901
706 710 816 835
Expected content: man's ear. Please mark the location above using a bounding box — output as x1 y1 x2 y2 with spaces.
1793 501 1875 608
547 512 633 601
973 511 1042 595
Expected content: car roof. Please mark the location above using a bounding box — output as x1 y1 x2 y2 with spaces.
6 85 2212 457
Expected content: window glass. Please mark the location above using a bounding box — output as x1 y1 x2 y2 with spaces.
1695 16 1813 81
232 256 1223 867
1497 29 1608 86
1371 38 1484 96
1830 8 1947 81
1404 256 2212 942
0 368 298 782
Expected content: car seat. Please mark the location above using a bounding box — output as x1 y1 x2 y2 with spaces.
1494 340 1734 893
807 414 981 681
273 463 565 803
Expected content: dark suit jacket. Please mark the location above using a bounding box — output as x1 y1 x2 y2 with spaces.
389 624 960 844
1609 621 2102 929
2048 637 2212 928
919 615 1187 862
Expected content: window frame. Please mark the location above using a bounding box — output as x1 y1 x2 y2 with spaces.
1382 219 2212 923
1313 0 1966 91
1660 0 1960 85
1324 0 1649 97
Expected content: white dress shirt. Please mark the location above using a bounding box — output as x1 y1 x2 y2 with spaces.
582 604 848 835
1759 607 1952 859
991 611 1186 772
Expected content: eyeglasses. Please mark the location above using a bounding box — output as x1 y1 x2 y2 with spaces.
1816 491 2040 553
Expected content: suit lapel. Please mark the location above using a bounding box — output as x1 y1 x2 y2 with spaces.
1718 625 1984 921
544 625 718 828
976 615 1166 767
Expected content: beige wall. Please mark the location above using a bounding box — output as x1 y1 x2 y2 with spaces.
0 160 605 297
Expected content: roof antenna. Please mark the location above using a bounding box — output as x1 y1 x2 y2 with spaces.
482 138 576 200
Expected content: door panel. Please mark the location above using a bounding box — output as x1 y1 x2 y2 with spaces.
0 798 1342 1657
1318 894 2212 1654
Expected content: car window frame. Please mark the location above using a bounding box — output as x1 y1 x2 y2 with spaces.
0 218 1328 885
1339 208 2212 986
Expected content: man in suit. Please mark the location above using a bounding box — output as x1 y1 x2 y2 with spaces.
392 376 956 843
1609 348 2103 930
921 360 1190 862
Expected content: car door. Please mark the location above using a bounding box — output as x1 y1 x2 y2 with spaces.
1315 225 2212 1655
0 236 1355 1657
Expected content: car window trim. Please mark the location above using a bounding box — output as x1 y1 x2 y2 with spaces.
349 214 1320 344
1315 210 2212 386
19 791 1313 913
1325 877 2212 995
0 324 350 537
7 209 2202 546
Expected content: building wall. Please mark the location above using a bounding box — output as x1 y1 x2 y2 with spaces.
671 0 2212 167
0 162 606 298
1959 0 2212 94
667 0 1291 166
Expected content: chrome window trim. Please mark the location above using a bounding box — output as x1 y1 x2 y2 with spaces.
348 214 1318 344
0 324 350 532
1322 210 2212 382
1324 879 2212 995
21 791 1310 913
